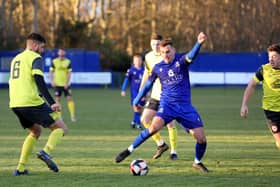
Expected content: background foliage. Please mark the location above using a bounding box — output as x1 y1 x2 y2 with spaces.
0 0 279 70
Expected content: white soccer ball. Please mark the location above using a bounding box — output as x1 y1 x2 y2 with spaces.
130 159 149 176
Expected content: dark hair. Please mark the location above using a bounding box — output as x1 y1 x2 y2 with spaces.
27 33 46 44
133 53 142 58
160 38 173 47
150 33 163 40
267 44 280 54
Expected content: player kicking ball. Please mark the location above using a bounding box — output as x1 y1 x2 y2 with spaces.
115 32 209 173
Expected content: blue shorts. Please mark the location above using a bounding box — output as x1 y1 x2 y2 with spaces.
156 102 203 130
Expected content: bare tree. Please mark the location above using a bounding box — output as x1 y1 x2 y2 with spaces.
7 0 15 36
31 0 39 32
0 0 280 53
18 0 28 36
99 0 113 44
88 0 98 33
0 0 6 32
74 0 81 21
150 0 157 33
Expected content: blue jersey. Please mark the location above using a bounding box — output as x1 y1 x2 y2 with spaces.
133 42 201 107
122 66 144 103
149 53 191 104
133 42 203 129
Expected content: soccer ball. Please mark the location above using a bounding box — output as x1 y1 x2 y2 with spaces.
130 159 149 176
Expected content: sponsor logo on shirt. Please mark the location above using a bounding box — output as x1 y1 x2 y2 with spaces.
162 71 183 85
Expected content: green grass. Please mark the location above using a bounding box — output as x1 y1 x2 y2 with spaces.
0 87 279 187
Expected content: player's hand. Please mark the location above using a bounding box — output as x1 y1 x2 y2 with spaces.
197 32 207 44
134 105 142 111
64 85 69 90
121 91 126 97
240 105 248 118
51 103 61 112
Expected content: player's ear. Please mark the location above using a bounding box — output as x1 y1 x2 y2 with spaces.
32 42 39 52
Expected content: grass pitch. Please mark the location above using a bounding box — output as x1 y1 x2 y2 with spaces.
0 87 279 187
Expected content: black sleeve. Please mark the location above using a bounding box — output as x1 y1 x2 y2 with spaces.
255 66 263 81
32 57 44 71
68 61 72 69
34 74 56 106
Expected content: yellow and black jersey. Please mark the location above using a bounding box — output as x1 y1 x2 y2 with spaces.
50 57 72 86
254 63 280 111
9 49 45 107
144 51 163 101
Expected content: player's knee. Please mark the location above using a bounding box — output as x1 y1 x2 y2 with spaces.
50 121 68 135
64 129 68 136
29 124 42 138
148 124 158 133
66 96 73 101
148 126 157 135
196 136 207 144
60 123 69 135
56 126 68 136
29 129 41 138
149 122 163 134
199 139 207 144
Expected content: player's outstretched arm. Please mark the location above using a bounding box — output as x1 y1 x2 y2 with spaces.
133 80 153 106
185 32 207 63
197 32 207 44
240 79 257 118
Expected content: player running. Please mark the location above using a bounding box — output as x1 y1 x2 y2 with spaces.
241 43 280 150
116 32 209 173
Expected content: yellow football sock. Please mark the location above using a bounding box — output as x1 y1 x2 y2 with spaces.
168 126 178 153
43 129 64 155
143 122 162 146
67 100 75 118
17 135 37 172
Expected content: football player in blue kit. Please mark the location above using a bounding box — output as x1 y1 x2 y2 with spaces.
121 54 145 129
116 32 209 173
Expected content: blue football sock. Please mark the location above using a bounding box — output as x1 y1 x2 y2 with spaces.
132 128 151 148
195 142 207 163
134 112 141 124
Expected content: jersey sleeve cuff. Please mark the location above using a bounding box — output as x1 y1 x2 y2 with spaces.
32 69 44 76
253 75 260 83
